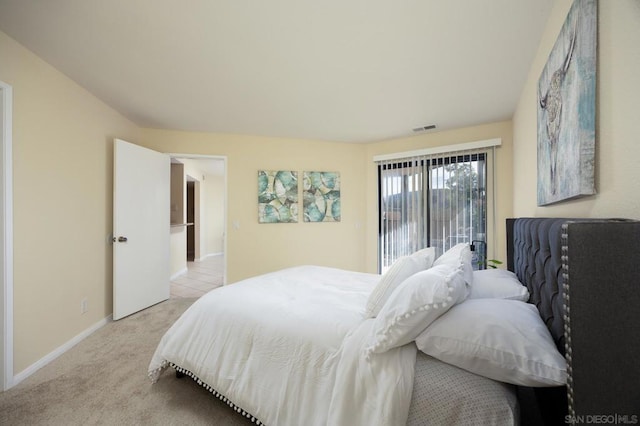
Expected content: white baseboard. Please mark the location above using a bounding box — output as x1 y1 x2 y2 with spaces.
197 252 223 261
170 268 188 280
12 315 112 387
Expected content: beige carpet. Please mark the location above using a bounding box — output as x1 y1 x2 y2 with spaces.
0 298 254 426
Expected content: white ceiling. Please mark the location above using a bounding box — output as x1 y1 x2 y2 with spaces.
0 0 554 143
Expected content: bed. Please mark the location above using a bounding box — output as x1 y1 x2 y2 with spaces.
148 218 639 425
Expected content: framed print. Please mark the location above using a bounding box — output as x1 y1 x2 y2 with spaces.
537 0 596 206
258 170 298 223
303 171 341 222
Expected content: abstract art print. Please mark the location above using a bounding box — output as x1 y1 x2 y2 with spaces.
258 170 298 223
537 0 596 206
303 171 341 222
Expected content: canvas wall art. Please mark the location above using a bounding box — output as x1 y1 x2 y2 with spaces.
537 0 596 206
303 171 341 222
258 170 298 223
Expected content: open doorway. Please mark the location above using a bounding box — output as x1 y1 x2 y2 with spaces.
169 156 226 298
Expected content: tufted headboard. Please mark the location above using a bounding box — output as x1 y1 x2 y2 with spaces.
506 218 573 355
506 217 640 423
506 218 573 425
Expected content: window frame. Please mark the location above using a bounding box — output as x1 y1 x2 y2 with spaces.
377 148 495 273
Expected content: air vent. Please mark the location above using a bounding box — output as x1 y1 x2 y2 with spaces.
412 124 436 133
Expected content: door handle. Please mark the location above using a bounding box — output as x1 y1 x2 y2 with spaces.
113 236 128 243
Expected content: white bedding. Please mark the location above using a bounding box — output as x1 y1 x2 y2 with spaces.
149 266 417 426
149 265 521 425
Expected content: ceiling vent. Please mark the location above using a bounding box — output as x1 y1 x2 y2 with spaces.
412 124 436 133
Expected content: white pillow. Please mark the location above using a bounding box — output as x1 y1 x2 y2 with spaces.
411 246 436 267
415 299 566 387
365 264 468 358
432 243 474 287
364 247 436 318
470 269 530 301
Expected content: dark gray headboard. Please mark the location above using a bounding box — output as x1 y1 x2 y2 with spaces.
506 218 572 355
506 217 640 422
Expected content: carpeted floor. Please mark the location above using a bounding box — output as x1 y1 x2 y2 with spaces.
0 298 254 426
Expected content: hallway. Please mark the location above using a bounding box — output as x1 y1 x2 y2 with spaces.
170 255 224 298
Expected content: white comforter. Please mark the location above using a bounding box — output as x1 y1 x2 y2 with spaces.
148 266 417 426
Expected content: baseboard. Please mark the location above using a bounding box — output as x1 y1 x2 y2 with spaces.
197 252 223 261
170 268 188 280
12 315 112 387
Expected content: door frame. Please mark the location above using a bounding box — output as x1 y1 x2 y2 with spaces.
169 153 227 285
1 81 14 391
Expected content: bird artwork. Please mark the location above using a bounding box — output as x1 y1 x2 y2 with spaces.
538 22 577 196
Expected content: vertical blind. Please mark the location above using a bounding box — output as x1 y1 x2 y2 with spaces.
377 147 491 272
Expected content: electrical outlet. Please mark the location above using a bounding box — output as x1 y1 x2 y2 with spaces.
81 298 88 314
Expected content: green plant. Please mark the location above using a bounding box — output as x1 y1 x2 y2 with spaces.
477 258 503 269
486 259 503 269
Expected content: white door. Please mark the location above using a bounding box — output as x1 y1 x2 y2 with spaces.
113 139 170 320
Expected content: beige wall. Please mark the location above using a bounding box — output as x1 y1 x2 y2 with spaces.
513 0 640 218
0 31 140 373
142 122 515 280
169 228 187 278
364 121 514 272
204 173 225 256
139 129 368 283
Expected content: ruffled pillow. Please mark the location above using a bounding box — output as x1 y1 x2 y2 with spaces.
433 243 474 288
364 247 436 318
364 263 468 358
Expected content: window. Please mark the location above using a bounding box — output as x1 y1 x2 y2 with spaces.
377 146 493 273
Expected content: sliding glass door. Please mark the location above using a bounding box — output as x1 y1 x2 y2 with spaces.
378 151 487 272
